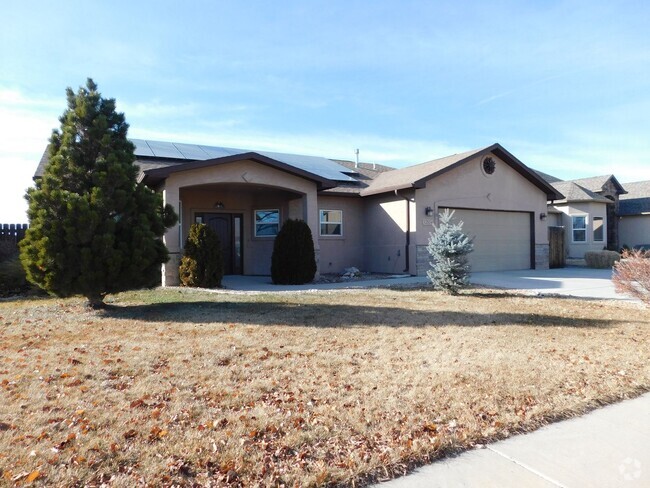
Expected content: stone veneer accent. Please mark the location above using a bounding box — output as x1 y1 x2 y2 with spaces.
535 243 550 270
416 245 430 276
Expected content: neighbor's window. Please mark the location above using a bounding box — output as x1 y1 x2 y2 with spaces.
572 215 587 242
320 210 342 236
593 216 604 242
254 209 280 237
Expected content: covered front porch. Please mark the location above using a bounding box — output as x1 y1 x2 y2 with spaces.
152 156 325 286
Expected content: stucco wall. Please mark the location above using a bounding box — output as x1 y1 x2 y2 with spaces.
160 159 320 283
414 153 549 247
179 187 305 276
620 215 650 248
362 193 416 274
554 202 608 258
412 153 549 273
317 195 365 274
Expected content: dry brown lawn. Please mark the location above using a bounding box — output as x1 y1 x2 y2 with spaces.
0 286 649 487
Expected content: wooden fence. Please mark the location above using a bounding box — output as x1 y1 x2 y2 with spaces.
548 226 566 268
0 224 29 246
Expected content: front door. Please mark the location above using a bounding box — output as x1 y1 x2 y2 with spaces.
196 213 243 275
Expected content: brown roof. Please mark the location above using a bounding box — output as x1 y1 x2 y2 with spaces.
360 143 562 200
550 181 612 204
568 174 626 195
619 180 650 215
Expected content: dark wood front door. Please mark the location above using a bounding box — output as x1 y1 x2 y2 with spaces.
196 213 243 275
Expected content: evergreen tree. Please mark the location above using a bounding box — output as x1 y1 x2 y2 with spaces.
20 79 177 308
179 223 224 288
271 219 317 284
427 209 474 294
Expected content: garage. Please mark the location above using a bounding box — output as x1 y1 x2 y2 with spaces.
441 207 533 272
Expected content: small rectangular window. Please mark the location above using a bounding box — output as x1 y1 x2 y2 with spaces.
320 209 342 236
593 217 604 242
572 215 586 242
255 209 279 237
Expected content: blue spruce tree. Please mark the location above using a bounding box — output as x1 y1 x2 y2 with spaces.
427 209 474 294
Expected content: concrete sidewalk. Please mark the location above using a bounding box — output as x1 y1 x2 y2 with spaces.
221 274 429 292
373 393 649 487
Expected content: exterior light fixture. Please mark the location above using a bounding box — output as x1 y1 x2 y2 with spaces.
540 212 547 221
214 202 225 209
425 206 434 217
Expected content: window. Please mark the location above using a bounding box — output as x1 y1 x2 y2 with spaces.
254 209 279 237
320 210 342 236
593 217 604 242
572 215 587 242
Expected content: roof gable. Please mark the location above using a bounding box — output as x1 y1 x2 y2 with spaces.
550 181 612 204
140 152 338 190
568 174 627 195
360 143 562 200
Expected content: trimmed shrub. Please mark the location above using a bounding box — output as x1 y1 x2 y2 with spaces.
271 219 317 285
584 250 620 269
179 223 223 288
613 249 650 305
0 253 29 296
427 209 474 294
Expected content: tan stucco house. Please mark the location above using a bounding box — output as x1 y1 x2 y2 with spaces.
536 172 627 259
36 140 562 284
619 180 650 250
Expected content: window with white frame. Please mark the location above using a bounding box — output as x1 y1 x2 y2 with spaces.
320 209 342 236
572 215 587 242
254 209 280 237
593 216 604 242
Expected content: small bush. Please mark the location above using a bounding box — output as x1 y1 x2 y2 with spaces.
613 249 650 305
271 219 317 285
584 250 620 269
0 253 29 296
427 209 474 294
179 223 223 288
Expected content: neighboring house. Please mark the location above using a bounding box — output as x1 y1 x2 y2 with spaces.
618 180 650 249
535 172 626 259
36 140 561 285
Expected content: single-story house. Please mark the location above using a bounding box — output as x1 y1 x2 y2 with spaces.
618 180 650 249
535 172 627 258
36 140 562 285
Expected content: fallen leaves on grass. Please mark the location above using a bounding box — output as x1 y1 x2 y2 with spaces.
0 288 648 486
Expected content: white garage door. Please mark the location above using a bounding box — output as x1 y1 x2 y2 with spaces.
442 208 532 272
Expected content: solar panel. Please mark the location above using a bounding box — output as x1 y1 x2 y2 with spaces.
198 145 243 159
146 140 185 159
131 139 355 182
173 143 211 160
131 139 154 157
257 150 355 182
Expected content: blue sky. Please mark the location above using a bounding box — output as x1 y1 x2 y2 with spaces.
1 0 649 222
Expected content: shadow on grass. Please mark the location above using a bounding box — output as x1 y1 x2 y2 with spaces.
101 301 616 329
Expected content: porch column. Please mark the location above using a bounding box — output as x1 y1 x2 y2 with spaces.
303 190 320 280
161 182 181 286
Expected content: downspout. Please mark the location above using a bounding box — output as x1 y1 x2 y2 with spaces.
395 190 411 273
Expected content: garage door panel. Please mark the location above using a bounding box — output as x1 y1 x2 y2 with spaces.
442 208 531 272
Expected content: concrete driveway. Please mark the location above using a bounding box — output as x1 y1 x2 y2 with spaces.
222 267 629 300
470 267 628 300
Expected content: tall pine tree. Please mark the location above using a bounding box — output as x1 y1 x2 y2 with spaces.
20 79 177 308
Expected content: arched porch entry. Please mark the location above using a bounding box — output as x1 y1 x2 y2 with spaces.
179 182 309 276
